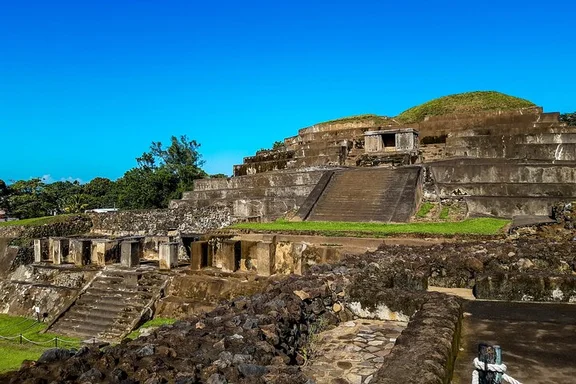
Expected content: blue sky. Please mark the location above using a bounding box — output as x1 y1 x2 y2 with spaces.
1 0 575 183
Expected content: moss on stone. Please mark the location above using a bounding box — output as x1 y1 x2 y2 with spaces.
316 114 394 127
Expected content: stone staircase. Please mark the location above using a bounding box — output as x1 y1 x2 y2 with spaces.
306 167 421 222
48 269 168 341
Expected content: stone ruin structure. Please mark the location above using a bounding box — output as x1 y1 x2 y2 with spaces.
33 236 178 270
2 94 576 383
172 105 576 221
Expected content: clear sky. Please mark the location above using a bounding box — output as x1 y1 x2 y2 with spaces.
1 0 575 183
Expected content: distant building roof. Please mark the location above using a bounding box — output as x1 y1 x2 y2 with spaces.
85 208 119 213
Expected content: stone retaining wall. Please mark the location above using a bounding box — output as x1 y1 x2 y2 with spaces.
89 206 234 236
174 169 328 221
374 294 462 384
476 273 576 302
414 107 542 139
0 215 92 239
0 265 97 321
155 272 271 319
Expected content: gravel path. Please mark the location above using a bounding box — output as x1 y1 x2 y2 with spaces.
303 319 407 384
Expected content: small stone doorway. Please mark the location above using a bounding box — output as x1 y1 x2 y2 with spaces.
81 241 91 265
234 242 242 271
201 242 209 268
381 133 395 150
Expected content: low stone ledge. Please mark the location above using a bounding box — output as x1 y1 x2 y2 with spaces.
373 293 463 384
0 215 92 239
475 272 576 302
344 263 463 384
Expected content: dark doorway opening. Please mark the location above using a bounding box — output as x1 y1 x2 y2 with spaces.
81 241 91 265
62 240 70 263
234 242 242 271
382 134 395 148
182 237 194 259
201 242 209 268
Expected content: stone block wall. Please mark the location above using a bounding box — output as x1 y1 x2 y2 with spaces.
155 272 270 319
414 107 543 140
173 169 328 221
0 266 97 321
89 206 234 237
428 159 576 217
475 273 576 302
194 233 392 276
0 215 92 240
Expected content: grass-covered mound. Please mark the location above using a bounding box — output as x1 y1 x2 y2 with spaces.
0 214 80 228
397 91 536 124
316 114 394 127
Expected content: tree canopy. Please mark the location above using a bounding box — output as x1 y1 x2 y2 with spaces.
560 112 576 126
1 135 210 219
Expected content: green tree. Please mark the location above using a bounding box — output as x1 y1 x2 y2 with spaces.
42 181 83 214
0 180 8 210
114 135 207 209
6 178 46 219
142 135 207 193
83 177 118 209
116 167 179 209
560 112 576 126
272 141 285 150
63 193 89 213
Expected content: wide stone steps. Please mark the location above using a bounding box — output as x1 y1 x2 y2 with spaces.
48 270 167 341
75 293 135 307
67 307 124 321
306 167 420 222
52 322 112 339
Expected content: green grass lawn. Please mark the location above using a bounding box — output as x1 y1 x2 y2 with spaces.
0 214 79 228
0 314 81 373
125 317 176 340
232 218 509 236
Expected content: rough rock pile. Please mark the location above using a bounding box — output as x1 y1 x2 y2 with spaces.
4 234 575 383
1 251 463 384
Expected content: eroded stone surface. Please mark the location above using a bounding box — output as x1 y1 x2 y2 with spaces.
303 320 406 384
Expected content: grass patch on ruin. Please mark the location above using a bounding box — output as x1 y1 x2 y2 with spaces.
416 202 434 218
232 218 509 236
439 206 450 220
0 314 81 373
0 214 79 228
396 91 536 124
317 114 393 127
124 317 177 340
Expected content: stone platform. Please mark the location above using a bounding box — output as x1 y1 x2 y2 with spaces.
303 319 406 384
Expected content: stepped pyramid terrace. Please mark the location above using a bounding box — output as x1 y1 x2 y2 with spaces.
2 91 576 384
